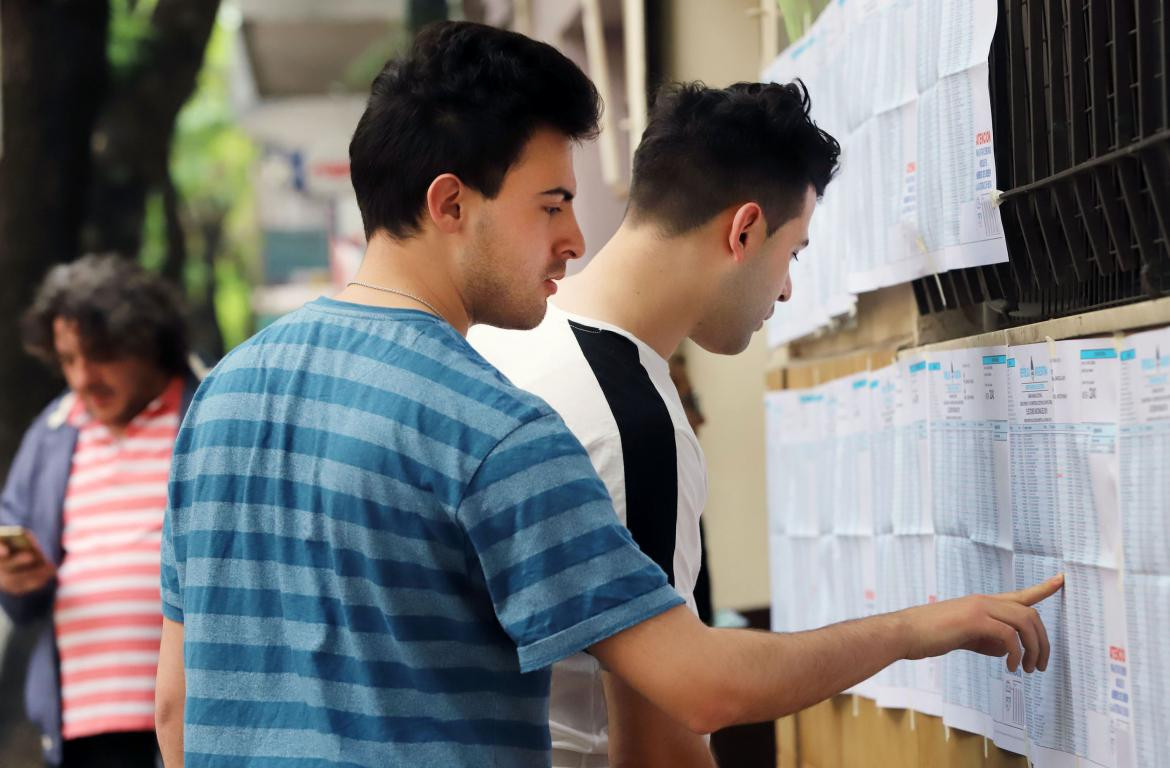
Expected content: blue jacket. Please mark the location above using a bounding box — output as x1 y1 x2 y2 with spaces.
0 381 196 765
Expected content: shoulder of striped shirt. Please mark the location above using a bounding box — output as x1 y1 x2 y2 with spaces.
46 355 206 431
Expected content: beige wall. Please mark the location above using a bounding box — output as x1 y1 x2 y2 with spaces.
660 0 776 612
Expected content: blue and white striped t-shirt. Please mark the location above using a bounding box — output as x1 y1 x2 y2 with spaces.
160 297 683 767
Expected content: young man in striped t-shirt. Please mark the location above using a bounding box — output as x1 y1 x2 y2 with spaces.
157 21 1062 768
0 255 198 767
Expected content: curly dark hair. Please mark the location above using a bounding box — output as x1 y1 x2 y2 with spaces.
349 21 602 240
21 254 190 375
628 80 841 237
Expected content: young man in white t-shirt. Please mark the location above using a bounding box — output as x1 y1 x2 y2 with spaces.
472 81 1061 768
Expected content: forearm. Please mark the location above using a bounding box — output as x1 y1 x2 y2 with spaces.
593 605 910 735
156 618 186 767
157 709 184 768
597 578 1061 736
698 612 908 729
602 671 718 768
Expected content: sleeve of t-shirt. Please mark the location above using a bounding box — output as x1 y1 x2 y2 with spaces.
457 413 684 673
160 448 187 623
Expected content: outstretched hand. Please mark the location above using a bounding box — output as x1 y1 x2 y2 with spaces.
898 574 1064 673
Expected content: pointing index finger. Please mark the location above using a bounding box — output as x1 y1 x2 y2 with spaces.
1002 574 1064 607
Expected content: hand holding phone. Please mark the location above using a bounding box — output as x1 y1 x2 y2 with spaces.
0 526 56 596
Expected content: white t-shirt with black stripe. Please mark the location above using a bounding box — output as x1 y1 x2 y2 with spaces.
470 303 708 760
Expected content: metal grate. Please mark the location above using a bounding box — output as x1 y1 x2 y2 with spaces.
912 0 1170 321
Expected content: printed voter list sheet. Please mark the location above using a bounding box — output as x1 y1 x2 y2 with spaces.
895 355 944 716
1120 327 1170 768
871 365 914 706
916 62 1007 273
765 389 837 636
1052 340 1133 768
763 0 1009 344
829 375 881 700
1006 343 1074 763
929 347 1013 737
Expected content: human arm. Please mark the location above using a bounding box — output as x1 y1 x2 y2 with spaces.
590 575 1063 734
588 428 716 768
0 424 58 620
0 533 57 598
603 671 718 768
156 617 185 767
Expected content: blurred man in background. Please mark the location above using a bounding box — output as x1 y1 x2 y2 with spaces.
0 255 199 767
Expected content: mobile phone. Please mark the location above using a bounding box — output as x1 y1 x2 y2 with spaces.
0 525 34 553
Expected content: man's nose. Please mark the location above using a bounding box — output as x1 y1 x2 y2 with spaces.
779 273 794 302
73 358 100 390
560 212 586 262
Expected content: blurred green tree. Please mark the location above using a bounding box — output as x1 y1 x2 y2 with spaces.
0 0 242 475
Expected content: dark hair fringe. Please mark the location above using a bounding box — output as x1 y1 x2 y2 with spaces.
21 254 190 375
349 21 602 240
629 79 841 236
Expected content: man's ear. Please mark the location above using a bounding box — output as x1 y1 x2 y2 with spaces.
728 203 764 262
426 174 466 234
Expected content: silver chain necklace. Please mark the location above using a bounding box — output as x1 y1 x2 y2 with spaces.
346 280 442 318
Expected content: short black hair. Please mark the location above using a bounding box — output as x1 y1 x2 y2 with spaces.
21 254 190 376
628 80 840 236
349 21 602 240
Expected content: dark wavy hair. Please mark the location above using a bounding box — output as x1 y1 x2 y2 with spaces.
349 21 602 240
21 254 190 375
628 80 841 236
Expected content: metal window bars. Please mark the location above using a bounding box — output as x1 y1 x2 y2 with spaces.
912 0 1170 321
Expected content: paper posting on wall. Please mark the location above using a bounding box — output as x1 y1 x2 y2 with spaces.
928 347 1014 738
1051 340 1132 768
1120 327 1170 768
764 328 1167 761
763 0 1008 347
1005 342 1073 761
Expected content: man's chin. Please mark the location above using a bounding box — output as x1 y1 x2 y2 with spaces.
476 300 548 332
89 405 127 429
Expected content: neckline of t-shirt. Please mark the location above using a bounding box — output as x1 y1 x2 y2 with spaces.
307 295 447 324
550 304 670 373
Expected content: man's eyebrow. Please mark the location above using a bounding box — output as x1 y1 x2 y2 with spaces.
539 187 575 202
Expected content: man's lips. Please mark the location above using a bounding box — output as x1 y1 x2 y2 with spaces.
544 272 565 294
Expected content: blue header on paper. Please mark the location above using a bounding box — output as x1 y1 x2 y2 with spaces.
928 362 941 371
853 379 868 390
1008 358 1016 368
983 355 1007 365
799 394 823 403
909 361 926 374
870 380 879 389
1121 349 1136 361
1080 348 1117 360
791 36 818 59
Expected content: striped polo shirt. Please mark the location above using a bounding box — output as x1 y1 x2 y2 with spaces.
161 297 683 767
56 376 182 740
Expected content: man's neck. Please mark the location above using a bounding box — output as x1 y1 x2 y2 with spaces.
334 233 472 335
555 222 710 359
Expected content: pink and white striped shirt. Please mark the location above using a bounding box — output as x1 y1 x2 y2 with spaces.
54 378 182 740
